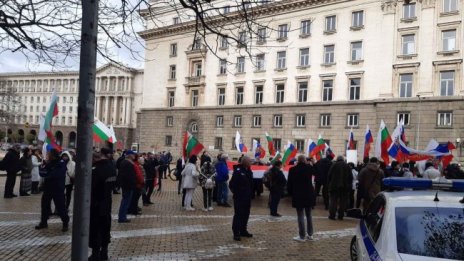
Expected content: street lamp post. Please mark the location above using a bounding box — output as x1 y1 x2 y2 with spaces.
415 94 421 150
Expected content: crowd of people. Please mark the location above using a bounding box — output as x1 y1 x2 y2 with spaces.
1 143 463 258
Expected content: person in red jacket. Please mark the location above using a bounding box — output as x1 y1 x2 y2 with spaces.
128 154 145 215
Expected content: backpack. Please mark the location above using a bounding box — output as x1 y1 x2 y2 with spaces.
205 178 214 189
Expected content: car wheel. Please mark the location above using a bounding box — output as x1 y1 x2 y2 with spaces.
350 236 358 261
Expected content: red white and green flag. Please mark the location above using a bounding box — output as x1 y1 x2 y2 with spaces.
310 134 326 160
182 131 204 160
375 120 393 164
92 118 113 143
265 132 276 156
38 92 61 151
281 141 298 166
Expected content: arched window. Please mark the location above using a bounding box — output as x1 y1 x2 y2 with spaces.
190 122 198 133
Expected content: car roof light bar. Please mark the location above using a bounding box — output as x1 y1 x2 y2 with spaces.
383 177 464 192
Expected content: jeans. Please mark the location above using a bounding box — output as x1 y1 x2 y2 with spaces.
216 181 228 204
296 207 313 239
129 189 141 214
269 190 282 215
329 189 348 219
118 189 133 221
143 180 154 204
202 187 213 209
184 188 195 209
40 192 69 225
65 184 73 210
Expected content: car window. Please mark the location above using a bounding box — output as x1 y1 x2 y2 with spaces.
364 195 386 243
396 207 464 260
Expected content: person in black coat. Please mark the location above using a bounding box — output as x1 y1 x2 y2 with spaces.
327 156 353 220
229 156 254 241
268 160 286 217
117 151 137 223
176 157 184 195
89 148 117 261
287 155 316 242
35 149 70 232
315 155 333 210
142 152 156 205
2 145 21 198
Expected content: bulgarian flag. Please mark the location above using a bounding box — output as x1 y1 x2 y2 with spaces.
375 120 393 165
92 118 113 143
281 141 297 166
270 151 281 165
109 125 118 144
38 92 61 151
265 132 276 156
183 131 204 159
310 134 325 159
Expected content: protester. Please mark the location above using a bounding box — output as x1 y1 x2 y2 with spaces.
142 152 156 206
400 163 414 178
159 152 168 180
357 157 384 211
200 151 211 167
315 155 333 210
35 149 69 232
229 156 254 241
61 151 76 211
348 162 358 209
19 148 33 196
327 156 352 220
385 161 400 177
287 155 316 242
200 160 216 211
215 154 231 207
176 157 184 195
268 160 286 217
128 155 145 215
182 155 199 211
422 162 440 180
2 144 21 198
154 153 163 191
31 149 42 194
117 150 137 223
89 149 117 261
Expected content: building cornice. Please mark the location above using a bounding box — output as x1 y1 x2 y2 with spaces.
138 0 353 40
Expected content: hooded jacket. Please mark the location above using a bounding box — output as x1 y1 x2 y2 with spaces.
358 163 384 200
62 151 76 186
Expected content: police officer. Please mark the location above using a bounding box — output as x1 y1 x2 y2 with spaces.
229 156 254 241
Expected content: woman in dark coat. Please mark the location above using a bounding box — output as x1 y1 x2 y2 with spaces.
287 155 316 242
19 148 33 196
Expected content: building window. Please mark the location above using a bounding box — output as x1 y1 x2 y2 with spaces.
62 97 65 103
169 65 176 80
253 115 262 127
440 71 454 96
320 114 331 127
192 61 202 77
218 88 225 106
276 51 286 69
298 82 308 103
170 43 177 56
234 115 242 127
257 27 266 43
70 97 73 103
173 17 180 25
402 34 415 55
165 135 172 146
399 73 413 97
223 5 230 14
277 24 288 39
237 57 245 73
299 48 310 67
443 0 458 12
273 139 282 151
190 122 198 133
300 20 311 35
42 106 46 112
295 139 305 152
349 78 361 100
168 91 175 107
193 38 202 50
220 36 229 48
214 137 223 150
69 106 73 113
235 87 244 105
322 80 333 101
276 84 285 103
351 41 362 61
296 114 305 127
63 106 66 113
67 117 72 125
256 54 265 71
397 112 410 125
219 59 227 74
324 45 335 64
347 114 359 127
273 114 282 127
61 116 65 125
437 111 452 126
191 90 199 107
325 15 336 32
442 30 456 51
403 3 416 19
166 116 174 127
255 86 263 104
238 31 247 46
352 11 364 27
216 116 224 127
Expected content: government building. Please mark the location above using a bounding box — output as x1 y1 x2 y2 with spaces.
0 63 143 149
136 0 464 161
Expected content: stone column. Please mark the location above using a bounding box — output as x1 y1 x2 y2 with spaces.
95 97 100 119
113 96 118 125
122 97 127 125
104 96 110 123
128 77 132 92
116 77 120 92
125 97 132 127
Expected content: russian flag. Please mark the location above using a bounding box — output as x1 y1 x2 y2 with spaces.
252 139 266 159
347 129 355 150
364 125 374 158
235 131 248 153
325 143 335 158
307 139 317 157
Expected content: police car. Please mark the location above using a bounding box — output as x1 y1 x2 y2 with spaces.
349 178 464 261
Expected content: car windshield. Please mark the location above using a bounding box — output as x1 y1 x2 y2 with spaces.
396 207 464 260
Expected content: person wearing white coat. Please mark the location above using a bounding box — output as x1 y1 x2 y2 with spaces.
181 155 199 211
31 149 43 194
61 151 76 211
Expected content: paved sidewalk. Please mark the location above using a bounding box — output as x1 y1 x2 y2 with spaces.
0 177 356 260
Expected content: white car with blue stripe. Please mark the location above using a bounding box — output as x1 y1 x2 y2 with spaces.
349 178 464 261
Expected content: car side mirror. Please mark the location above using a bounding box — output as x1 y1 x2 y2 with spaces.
346 208 364 219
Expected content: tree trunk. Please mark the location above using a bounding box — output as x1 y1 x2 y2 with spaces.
71 0 99 259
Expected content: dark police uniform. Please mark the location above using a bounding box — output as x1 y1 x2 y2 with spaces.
229 164 253 238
